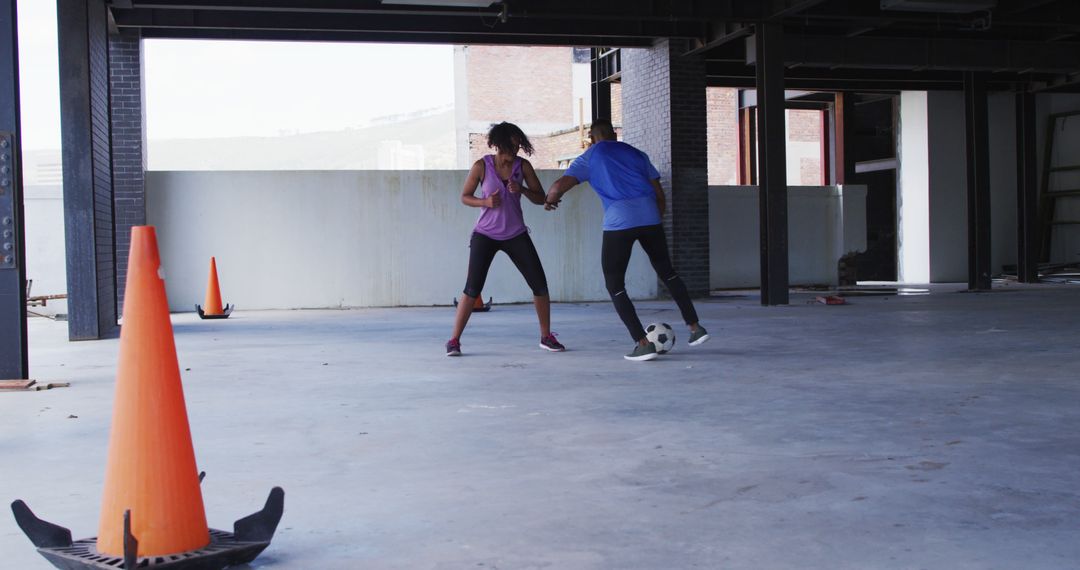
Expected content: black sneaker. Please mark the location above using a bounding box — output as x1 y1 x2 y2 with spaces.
539 333 565 352
624 342 658 361
445 338 462 357
688 325 710 346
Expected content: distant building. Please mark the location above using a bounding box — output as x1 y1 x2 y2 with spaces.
453 45 595 169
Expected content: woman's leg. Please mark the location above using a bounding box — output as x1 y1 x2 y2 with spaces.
452 233 499 340
533 295 551 338
502 233 552 338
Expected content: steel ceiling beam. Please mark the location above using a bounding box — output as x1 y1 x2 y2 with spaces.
133 27 657 46
705 60 1049 90
123 0 756 22
747 33 1080 73
113 7 707 40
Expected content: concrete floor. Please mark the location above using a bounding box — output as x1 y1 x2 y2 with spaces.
3 284 1080 569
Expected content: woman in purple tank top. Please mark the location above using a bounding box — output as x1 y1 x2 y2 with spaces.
445 122 565 356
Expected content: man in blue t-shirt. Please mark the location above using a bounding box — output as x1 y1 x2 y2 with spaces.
545 119 710 361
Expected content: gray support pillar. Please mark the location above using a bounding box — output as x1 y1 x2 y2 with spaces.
1 0 28 379
964 71 992 290
622 39 710 296
754 23 789 305
1015 91 1038 283
58 0 118 340
109 32 146 313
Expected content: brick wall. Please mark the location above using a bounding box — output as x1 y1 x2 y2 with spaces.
90 0 117 333
707 88 738 185
109 32 146 312
466 46 573 128
622 39 710 297
788 109 823 185
610 82 623 125
800 157 821 185
789 109 821 142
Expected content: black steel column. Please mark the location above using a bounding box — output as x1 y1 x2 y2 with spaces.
590 48 611 121
755 23 789 305
964 71 992 290
1015 90 1039 283
0 0 28 379
58 0 118 340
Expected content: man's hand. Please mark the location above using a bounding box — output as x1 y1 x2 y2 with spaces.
487 188 502 208
544 190 562 211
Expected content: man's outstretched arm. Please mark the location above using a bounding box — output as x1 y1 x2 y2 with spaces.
545 175 580 211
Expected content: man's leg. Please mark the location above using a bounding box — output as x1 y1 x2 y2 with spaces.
602 228 647 342
637 224 701 328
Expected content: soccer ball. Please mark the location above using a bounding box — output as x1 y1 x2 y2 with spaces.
645 322 675 354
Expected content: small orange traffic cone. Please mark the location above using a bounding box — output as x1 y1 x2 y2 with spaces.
196 256 233 319
98 226 210 555
11 226 283 569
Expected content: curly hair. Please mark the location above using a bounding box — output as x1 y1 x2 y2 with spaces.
486 122 534 156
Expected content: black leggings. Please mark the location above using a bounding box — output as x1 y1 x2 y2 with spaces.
464 231 549 298
602 224 698 342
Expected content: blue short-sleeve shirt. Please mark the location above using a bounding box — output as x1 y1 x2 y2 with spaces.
564 140 662 231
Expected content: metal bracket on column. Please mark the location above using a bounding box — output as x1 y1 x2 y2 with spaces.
0 132 17 270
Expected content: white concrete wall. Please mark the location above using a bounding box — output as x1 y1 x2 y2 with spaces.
145 170 656 311
23 184 68 314
708 185 867 289
923 91 1028 282
898 91 931 284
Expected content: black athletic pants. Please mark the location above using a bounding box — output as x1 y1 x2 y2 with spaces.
602 224 698 342
464 231 549 299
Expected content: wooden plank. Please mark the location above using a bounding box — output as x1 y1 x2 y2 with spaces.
0 379 70 391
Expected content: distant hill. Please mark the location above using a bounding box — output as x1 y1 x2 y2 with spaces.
148 109 457 171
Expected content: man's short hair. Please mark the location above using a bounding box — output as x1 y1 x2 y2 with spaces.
591 118 616 139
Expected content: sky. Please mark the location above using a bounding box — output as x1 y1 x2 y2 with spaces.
15 1 455 150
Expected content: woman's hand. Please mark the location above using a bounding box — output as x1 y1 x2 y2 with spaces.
506 179 522 194
486 188 502 208
544 191 561 211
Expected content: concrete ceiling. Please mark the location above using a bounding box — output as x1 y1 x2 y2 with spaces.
106 0 1080 91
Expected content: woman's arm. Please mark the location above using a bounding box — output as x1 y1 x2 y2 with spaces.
513 160 547 205
461 160 499 208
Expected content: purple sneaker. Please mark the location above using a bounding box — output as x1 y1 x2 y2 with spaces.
445 338 462 357
539 333 565 352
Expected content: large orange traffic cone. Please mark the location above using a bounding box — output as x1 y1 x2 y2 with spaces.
97 226 210 556
11 231 284 568
196 256 233 319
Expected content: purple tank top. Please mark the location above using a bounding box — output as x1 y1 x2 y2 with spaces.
474 155 527 240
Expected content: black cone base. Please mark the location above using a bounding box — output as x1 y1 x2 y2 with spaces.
452 297 492 312
195 303 233 319
12 487 284 570
36 528 271 570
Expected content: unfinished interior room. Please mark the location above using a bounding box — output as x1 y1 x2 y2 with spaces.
3 1 1080 568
